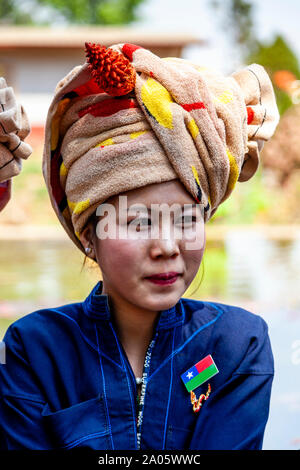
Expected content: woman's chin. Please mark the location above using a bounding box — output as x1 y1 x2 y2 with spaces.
141 290 182 312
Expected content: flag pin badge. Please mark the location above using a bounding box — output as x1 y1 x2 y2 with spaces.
181 354 219 393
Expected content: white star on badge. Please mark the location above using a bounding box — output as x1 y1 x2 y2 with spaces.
186 371 193 379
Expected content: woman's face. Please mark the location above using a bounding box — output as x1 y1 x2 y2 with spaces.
81 180 206 312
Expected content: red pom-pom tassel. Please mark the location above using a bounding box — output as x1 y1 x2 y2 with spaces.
85 42 136 97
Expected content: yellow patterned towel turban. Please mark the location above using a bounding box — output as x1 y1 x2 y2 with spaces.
42 43 279 254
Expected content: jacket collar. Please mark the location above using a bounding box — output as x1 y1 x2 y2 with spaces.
82 280 184 330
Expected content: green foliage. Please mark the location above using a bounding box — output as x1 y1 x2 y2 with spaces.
97 0 145 25
247 35 300 116
210 0 257 57
0 318 15 340
248 35 300 78
201 246 228 298
0 0 146 25
273 88 294 116
184 244 228 299
0 0 34 24
210 168 275 225
209 1 300 115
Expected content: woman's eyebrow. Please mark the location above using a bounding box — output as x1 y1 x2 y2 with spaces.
126 204 150 212
126 203 199 211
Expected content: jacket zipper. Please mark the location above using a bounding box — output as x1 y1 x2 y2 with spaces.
135 332 158 449
109 321 159 450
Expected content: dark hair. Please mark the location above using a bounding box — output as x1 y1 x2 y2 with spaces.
186 257 205 298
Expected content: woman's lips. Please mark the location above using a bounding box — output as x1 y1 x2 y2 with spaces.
145 272 181 285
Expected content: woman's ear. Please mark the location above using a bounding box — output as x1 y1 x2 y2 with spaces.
79 220 95 257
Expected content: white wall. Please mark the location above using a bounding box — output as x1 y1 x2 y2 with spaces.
0 49 85 125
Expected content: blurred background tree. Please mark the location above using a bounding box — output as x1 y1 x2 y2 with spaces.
210 0 300 116
208 0 300 223
248 35 300 116
0 0 146 25
211 0 257 60
0 0 34 24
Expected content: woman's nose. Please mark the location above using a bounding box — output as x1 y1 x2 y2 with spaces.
149 231 180 258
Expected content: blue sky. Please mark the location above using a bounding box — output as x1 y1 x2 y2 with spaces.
132 0 300 73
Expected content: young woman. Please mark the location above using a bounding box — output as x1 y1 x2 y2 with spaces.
0 42 279 450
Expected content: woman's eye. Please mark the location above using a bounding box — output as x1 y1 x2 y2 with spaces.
127 217 151 227
126 215 198 229
178 215 196 224
140 217 151 226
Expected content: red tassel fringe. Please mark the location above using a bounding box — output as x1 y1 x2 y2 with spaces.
85 42 136 97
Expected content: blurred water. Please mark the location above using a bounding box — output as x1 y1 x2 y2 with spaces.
225 230 300 450
0 239 100 312
0 230 299 449
225 231 300 310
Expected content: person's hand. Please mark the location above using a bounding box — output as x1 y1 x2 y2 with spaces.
0 77 32 212
0 179 11 211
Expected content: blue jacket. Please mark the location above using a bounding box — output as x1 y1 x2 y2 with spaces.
0 280 274 450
